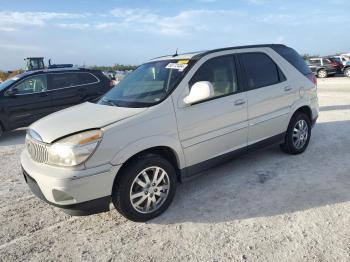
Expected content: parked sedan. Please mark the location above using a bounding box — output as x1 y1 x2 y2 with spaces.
307 58 337 78
0 68 113 137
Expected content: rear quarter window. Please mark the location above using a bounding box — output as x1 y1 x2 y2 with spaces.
272 46 312 75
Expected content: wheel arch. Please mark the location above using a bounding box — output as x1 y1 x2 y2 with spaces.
293 105 312 122
111 136 185 184
115 146 182 183
317 67 327 74
287 101 314 130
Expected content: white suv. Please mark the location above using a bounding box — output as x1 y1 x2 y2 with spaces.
21 44 319 222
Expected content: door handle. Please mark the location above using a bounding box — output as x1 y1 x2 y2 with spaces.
234 99 246 106
284 86 292 91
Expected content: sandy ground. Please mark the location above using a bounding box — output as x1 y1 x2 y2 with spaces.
0 77 350 262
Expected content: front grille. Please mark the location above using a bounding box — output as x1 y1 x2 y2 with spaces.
26 136 49 164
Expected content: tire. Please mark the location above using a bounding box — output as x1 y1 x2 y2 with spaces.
344 67 350 77
317 69 327 78
280 112 311 155
112 154 177 222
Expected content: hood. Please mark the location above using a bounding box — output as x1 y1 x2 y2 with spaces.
30 102 147 143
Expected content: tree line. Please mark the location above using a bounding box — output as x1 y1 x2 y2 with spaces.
90 64 138 71
0 63 138 81
0 70 24 82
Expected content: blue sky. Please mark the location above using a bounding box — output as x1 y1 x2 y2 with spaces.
0 0 349 70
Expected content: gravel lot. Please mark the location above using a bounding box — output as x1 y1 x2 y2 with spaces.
1 77 350 262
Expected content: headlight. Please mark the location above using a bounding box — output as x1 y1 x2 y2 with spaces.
48 130 102 167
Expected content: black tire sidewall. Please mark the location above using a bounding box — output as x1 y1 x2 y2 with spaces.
285 113 311 154
112 154 177 222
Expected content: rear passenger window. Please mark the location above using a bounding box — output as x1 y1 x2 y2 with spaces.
323 59 331 64
240 53 285 90
50 72 98 90
189 55 238 99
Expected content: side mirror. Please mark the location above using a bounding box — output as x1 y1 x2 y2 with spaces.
6 88 19 97
183 81 214 105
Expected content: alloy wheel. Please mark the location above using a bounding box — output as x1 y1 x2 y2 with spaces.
345 68 350 77
318 70 327 78
292 119 309 150
129 166 170 214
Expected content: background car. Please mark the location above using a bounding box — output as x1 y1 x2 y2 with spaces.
343 61 350 77
327 56 343 73
333 55 350 66
0 68 113 137
307 57 337 78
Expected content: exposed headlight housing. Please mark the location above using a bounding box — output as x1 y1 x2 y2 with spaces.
47 130 102 167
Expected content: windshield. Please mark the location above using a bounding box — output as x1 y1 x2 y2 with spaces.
0 77 18 91
99 59 192 108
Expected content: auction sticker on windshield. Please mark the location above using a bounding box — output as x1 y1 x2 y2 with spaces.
166 63 188 71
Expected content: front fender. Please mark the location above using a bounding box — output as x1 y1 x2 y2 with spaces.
110 135 186 169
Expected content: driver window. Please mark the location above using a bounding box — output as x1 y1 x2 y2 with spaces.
189 55 237 99
13 75 47 95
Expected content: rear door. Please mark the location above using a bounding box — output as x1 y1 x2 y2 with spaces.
2 74 52 129
323 58 336 74
238 51 295 145
48 72 90 111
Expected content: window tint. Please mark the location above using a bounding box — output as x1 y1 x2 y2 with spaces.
80 73 99 85
12 75 47 94
49 72 98 90
309 60 320 65
240 53 284 90
272 46 312 75
189 55 237 99
323 59 331 64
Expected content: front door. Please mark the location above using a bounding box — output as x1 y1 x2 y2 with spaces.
174 55 248 170
3 74 52 129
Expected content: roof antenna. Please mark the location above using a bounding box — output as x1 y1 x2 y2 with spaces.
172 48 178 57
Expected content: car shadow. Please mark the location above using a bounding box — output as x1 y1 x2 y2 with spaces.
0 128 26 147
151 120 350 224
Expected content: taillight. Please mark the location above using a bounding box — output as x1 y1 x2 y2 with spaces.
307 73 317 86
108 80 114 88
331 62 337 68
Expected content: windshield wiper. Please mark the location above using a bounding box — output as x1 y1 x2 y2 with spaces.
101 98 118 107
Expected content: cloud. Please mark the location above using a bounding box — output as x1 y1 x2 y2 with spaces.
55 23 90 30
0 43 43 51
0 11 87 30
108 8 243 35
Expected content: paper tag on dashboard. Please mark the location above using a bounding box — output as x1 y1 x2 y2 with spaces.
166 63 188 72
